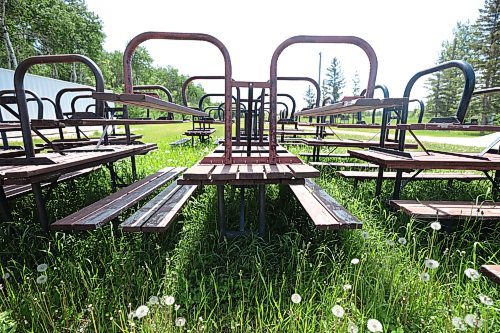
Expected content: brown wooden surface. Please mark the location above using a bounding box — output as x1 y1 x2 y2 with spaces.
397 123 500 132
337 171 487 180
349 150 500 171
334 124 398 129
93 92 208 117
182 165 215 180
32 119 184 127
184 129 216 136
299 153 351 158
302 138 416 149
50 167 185 231
289 178 362 230
295 98 407 117
287 164 321 178
389 200 500 220
310 162 378 169
480 265 500 284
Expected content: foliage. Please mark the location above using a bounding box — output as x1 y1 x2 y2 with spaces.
321 57 345 103
303 85 316 108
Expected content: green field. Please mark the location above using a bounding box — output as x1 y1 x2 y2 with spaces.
0 123 498 332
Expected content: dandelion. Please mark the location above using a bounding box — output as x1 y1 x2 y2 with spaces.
398 237 407 245
478 294 493 306
343 284 352 291
36 275 47 284
424 259 439 269
36 264 48 273
174 304 180 311
430 221 441 231
291 293 302 304
464 314 483 328
2 272 10 279
464 268 480 281
351 258 360 265
175 317 186 327
367 318 383 332
127 312 135 320
148 296 159 305
161 295 175 306
135 305 149 319
419 272 430 282
361 231 369 239
198 316 204 322
451 317 466 331
331 304 345 318
386 239 395 246
347 321 359 333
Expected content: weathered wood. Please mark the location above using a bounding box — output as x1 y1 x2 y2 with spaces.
480 265 500 284
289 179 362 230
184 129 216 136
31 119 184 127
389 200 500 220
50 167 185 231
299 153 351 158
397 123 500 132
238 164 265 180
287 164 320 178
295 98 408 117
310 162 379 169
211 164 239 180
263 164 293 179
302 138 416 149
349 150 500 171
182 165 215 180
337 171 487 181
93 92 208 117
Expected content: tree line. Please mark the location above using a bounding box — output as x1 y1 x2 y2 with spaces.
0 0 207 109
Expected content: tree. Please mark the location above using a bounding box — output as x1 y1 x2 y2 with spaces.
303 85 316 107
352 71 360 95
0 0 17 69
322 57 345 103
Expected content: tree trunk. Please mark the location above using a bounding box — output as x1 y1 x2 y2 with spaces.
0 0 17 69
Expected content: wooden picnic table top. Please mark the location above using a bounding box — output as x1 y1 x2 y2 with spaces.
389 200 500 220
93 92 208 117
396 123 500 132
349 149 500 171
295 98 407 117
301 138 416 149
0 143 156 185
31 118 185 127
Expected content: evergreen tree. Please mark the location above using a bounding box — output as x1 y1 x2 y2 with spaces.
352 71 360 95
303 85 316 107
322 57 345 103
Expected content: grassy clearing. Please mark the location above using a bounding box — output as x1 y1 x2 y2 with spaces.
0 123 498 332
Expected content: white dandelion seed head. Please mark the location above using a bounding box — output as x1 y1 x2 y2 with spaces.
398 237 407 245
36 264 48 273
464 268 480 281
386 239 395 246
478 294 494 306
174 304 180 311
161 295 175 306
424 259 439 269
361 231 369 239
419 272 430 282
331 304 345 318
430 221 442 231
451 317 466 331
2 272 10 279
36 275 47 284
343 284 352 291
198 316 204 322
135 305 149 319
291 293 302 304
464 314 483 328
367 318 383 332
148 296 159 305
175 317 186 327
348 321 359 333
351 258 360 265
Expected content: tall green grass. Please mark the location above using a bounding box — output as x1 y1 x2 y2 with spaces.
0 123 498 332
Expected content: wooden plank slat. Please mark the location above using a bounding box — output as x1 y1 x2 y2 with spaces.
295 98 408 117
238 164 265 180
264 164 293 179
397 123 500 132
210 165 239 181
480 265 500 284
182 165 215 180
336 171 487 180
287 164 320 178
389 200 500 220
310 162 379 169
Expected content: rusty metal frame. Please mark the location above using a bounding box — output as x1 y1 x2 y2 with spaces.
270 36 378 163
123 32 233 163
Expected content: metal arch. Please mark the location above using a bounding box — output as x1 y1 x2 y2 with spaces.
398 60 475 151
181 75 226 106
55 87 96 120
70 94 93 115
270 36 378 162
0 89 45 119
133 85 173 102
122 32 233 163
277 76 321 108
198 93 238 112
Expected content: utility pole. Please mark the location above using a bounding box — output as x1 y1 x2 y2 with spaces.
318 52 322 101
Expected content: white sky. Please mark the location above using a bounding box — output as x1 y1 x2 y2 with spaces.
85 0 483 109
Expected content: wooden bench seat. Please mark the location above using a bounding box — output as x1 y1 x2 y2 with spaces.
50 167 185 231
300 153 351 159
184 129 216 136
3 166 99 199
289 178 362 230
310 162 378 169
336 171 487 181
480 265 500 284
119 180 197 232
389 200 500 220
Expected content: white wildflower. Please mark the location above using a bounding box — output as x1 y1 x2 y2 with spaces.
464 314 483 328
175 317 186 327
424 259 439 269
351 258 360 265
148 296 159 305
478 294 493 306
2 272 10 279
348 321 359 333
291 293 302 304
451 317 466 331
419 272 430 282
398 237 407 245
464 268 480 281
36 264 48 273
331 305 345 318
430 221 441 231
367 318 383 332
135 305 149 319
174 304 180 311
343 284 352 291
36 275 48 284
161 295 175 306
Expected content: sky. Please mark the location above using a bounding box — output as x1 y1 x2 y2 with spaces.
85 0 484 109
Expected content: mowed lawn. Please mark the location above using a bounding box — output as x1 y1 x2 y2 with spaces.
0 123 499 332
